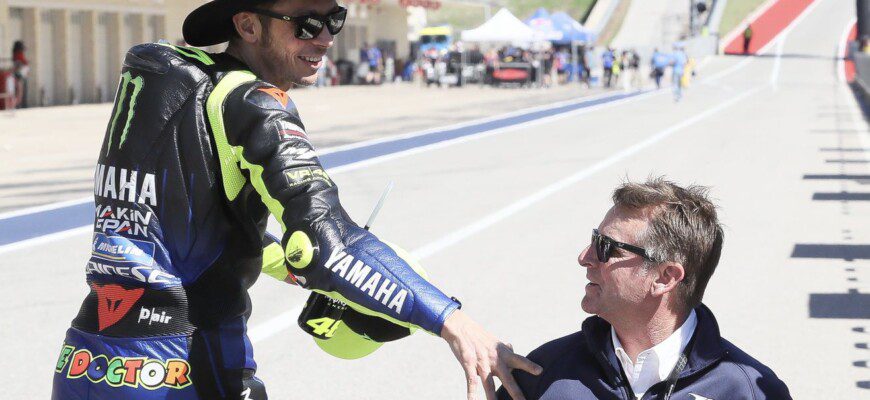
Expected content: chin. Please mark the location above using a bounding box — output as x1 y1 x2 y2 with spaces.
293 73 318 87
580 297 597 315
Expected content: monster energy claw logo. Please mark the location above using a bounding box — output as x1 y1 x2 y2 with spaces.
106 72 144 155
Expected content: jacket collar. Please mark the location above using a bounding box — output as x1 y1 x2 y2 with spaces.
582 304 726 384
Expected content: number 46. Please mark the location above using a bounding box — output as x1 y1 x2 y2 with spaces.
306 317 342 338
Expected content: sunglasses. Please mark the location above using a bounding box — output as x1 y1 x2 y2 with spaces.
250 6 347 40
591 229 655 263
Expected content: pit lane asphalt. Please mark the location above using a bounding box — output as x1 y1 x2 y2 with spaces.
3 0 868 397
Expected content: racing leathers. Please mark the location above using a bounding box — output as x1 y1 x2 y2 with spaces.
51 43 460 400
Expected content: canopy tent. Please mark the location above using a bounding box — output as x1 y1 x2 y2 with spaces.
523 8 562 41
461 8 541 44
549 12 596 44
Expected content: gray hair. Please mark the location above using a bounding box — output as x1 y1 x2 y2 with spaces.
612 177 724 311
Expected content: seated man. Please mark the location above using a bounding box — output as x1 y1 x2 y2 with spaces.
498 178 791 399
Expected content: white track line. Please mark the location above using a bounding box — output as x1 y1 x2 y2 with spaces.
770 0 826 88
838 17 857 83
248 84 766 344
249 306 303 344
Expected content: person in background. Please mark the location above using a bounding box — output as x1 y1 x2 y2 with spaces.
629 49 642 89
743 24 753 54
366 43 383 84
315 53 333 87
12 40 29 108
671 45 688 101
602 47 615 87
357 42 371 84
651 48 669 89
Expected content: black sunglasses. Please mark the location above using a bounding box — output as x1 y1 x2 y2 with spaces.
250 7 347 40
591 229 656 263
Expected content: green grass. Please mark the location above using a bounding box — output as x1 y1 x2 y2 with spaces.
595 0 631 46
505 0 598 22
718 0 768 36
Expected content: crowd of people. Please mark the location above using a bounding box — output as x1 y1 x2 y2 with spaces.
0 38 694 106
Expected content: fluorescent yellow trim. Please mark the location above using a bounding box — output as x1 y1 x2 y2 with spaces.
206 71 256 201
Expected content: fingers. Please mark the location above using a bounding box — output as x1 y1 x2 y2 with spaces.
497 371 526 400
465 364 478 400
506 352 543 376
482 371 496 400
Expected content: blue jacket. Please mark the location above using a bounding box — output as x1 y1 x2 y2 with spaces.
497 304 791 399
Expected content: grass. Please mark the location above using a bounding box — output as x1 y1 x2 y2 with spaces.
718 0 768 36
505 0 598 22
595 0 632 46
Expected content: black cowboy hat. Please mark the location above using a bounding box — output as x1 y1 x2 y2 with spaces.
183 0 267 47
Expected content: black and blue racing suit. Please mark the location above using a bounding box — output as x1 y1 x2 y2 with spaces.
51 43 459 400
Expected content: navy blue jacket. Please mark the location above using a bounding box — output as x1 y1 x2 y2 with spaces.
498 305 791 399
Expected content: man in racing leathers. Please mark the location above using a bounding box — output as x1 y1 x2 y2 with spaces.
50 0 541 399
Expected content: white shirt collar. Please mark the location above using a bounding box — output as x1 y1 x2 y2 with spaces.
610 310 698 398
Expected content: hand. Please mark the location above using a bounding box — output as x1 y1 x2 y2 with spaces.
440 310 542 400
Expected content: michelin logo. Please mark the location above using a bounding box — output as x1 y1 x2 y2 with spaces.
91 233 155 265
323 248 408 314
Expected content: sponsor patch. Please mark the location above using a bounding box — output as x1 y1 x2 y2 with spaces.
95 204 152 237
323 248 408 314
258 87 289 109
94 164 158 206
285 166 332 188
85 262 180 289
55 344 192 390
138 307 173 326
91 233 155 265
90 283 145 331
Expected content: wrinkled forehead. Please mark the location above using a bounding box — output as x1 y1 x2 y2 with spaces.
598 205 653 243
272 0 340 15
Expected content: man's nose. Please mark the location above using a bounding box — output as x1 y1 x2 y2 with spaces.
313 26 334 47
578 245 595 268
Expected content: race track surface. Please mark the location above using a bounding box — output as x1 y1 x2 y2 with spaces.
2 0 868 398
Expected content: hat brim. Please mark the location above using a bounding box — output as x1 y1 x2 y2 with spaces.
183 0 244 47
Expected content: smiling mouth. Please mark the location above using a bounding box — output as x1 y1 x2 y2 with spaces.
299 56 322 63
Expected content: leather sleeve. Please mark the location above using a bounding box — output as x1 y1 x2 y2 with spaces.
220 81 458 335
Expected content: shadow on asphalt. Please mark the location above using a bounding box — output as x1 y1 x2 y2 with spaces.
809 290 870 319
819 147 870 152
796 82 870 391
812 192 870 201
791 244 870 260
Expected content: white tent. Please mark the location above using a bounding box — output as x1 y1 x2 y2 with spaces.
461 8 539 43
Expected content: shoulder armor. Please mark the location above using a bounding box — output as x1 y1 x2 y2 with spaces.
124 43 216 85
243 83 300 116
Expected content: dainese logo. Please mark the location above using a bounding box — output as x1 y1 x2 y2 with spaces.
55 345 191 390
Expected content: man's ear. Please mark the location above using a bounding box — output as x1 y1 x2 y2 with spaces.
650 262 685 297
232 12 263 44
